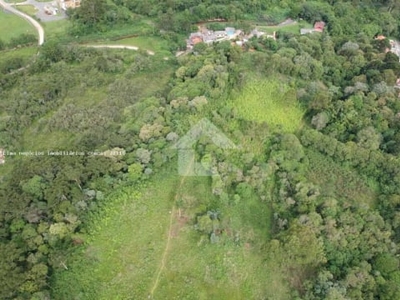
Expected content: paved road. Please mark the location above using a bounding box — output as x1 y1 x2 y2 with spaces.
85 44 155 55
0 0 44 45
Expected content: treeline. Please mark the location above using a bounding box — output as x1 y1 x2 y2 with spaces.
64 0 400 52
300 128 400 196
120 0 400 37
268 133 400 299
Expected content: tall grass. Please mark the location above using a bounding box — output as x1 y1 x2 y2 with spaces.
51 166 290 299
229 80 304 133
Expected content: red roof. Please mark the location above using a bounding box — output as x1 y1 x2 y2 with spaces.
314 21 325 32
190 36 203 45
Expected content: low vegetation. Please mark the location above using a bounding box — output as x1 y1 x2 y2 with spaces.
52 168 288 299
229 80 304 133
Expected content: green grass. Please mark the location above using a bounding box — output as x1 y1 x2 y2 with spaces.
16 5 38 17
69 22 155 44
110 36 168 51
51 165 290 299
0 10 36 42
43 19 69 39
229 79 305 133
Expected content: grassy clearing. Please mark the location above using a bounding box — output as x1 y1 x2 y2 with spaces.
229 80 305 133
43 19 69 39
0 10 36 42
305 149 379 208
16 4 37 16
51 165 290 299
69 22 154 44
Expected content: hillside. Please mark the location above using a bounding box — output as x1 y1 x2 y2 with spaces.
1 1 400 299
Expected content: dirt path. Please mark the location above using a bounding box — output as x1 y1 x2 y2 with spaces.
84 44 155 55
277 18 297 26
149 158 194 298
0 0 44 45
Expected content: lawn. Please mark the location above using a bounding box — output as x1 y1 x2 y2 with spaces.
43 19 69 39
228 79 305 133
16 4 38 17
51 165 290 299
0 10 36 42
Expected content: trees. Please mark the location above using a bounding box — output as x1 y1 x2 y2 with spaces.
357 126 382 150
0 242 26 299
76 0 107 27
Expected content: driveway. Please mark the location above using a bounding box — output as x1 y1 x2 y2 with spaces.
15 0 66 22
0 0 44 44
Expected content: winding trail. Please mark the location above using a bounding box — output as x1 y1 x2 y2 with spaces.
84 44 155 55
0 0 44 45
149 158 194 298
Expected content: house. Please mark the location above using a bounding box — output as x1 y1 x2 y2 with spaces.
0 149 4 164
186 32 204 49
266 31 276 40
301 21 326 35
300 28 315 35
314 21 325 32
186 27 242 49
389 39 400 61
249 29 265 39
203 34 217 44
185 25 268 52
395 78 400 89
214 30 227 40
190 33 203 45
59 0 80 11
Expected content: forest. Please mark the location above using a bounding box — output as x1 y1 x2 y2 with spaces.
1 0 400 299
